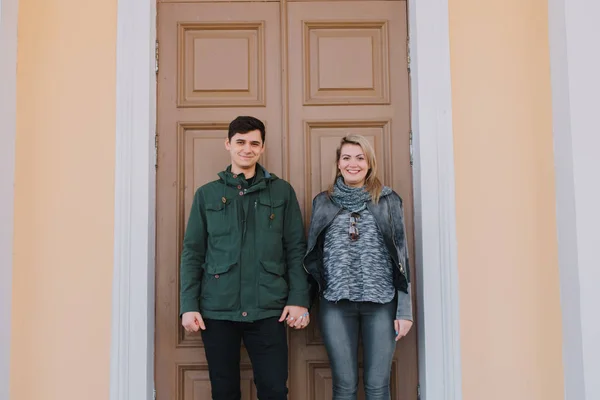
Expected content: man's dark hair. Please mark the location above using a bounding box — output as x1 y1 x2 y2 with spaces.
228 116 266 143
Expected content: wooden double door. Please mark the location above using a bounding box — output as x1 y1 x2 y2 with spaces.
155 0 416 399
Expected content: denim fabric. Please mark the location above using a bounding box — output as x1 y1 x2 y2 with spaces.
319 298 397 400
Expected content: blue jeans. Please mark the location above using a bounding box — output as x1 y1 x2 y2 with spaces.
319 298 397 400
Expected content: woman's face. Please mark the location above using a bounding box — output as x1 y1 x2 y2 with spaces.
338 143 369 188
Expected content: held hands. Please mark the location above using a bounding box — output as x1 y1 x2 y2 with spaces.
394 319 413 341
182 311 206 332
183 308 310 331
279 306 310 329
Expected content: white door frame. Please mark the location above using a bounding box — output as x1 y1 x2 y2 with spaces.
548 0 600 398
109 0 462 399
0 0 19 398
406 0 462 398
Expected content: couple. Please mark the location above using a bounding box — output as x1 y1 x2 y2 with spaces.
180 116 413 400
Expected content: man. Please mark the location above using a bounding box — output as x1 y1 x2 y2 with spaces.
180 116 311 400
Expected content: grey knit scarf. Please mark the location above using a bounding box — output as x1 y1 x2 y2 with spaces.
331 176 392 213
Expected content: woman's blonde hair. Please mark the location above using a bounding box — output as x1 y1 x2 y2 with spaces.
328 134 383 203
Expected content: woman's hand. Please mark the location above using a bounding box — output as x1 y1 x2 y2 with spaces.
394 319 413 341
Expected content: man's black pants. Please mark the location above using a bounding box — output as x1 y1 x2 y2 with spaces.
201 317 288 400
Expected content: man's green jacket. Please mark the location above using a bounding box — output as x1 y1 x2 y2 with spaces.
180 164 310 322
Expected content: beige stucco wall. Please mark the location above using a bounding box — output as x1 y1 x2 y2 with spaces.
449 0 564 399
10 0 117 398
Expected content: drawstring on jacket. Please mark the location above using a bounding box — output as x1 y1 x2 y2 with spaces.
218 166 276 227
268 182 274 228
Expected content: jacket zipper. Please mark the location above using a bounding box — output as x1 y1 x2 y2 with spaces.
392 237 405 276
302 262 320 292
239 188 248 310
304 208 343 293
370 201 406 278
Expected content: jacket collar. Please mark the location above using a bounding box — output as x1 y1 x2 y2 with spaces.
218 163 273 189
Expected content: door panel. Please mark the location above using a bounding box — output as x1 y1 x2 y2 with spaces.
287 2 416 399
156 3 281 399
156 1 416 399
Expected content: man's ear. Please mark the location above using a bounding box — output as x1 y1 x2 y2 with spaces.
224 138 231 151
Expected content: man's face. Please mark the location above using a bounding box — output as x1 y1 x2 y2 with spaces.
225 129 265 172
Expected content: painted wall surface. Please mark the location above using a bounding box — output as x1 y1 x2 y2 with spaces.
449 0 564 399
10 0 117 398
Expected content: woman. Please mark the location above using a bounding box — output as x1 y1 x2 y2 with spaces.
304 135 413 400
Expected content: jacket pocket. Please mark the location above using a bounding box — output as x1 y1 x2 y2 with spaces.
258 260 288 309
256 198 285 233
205 202 232 237
200 262 239 311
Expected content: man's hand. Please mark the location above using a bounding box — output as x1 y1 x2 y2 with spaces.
279 306 310 329
182 311 206 332
394 319 413 341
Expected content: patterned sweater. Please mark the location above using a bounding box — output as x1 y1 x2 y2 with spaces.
322 208 412 320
